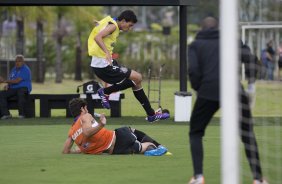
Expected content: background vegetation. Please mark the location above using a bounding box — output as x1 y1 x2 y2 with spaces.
1 2 281 82
0 2 281 184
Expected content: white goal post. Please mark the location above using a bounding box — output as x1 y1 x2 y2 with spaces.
220 1 240 184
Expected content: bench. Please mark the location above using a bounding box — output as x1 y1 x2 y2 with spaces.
33 94 80 118
7 93 124 118
7 95 36 118
7 94 79 118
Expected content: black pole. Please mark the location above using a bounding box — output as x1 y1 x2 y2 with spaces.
179 5 187 92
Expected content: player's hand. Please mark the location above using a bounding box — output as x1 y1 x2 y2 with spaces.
246 83 256 109
106 53 113 65
99 113 106 126
247 83 256 94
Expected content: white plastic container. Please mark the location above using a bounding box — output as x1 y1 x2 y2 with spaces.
174 91 192 122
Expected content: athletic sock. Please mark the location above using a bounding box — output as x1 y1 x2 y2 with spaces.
104 79 135 95
133 88 155 116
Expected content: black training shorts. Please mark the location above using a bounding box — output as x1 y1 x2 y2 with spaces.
92 61 131 84
112 127 141 154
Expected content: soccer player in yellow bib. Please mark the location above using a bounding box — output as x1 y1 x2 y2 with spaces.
88 10 169 122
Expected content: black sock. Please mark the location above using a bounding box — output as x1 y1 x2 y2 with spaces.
133 88 155 116
104 79 135 95
134 129 161 147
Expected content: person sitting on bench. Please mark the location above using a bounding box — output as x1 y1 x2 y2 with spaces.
0 54 32 119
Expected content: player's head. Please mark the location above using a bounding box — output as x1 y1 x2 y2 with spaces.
69 98 87 117
117 10 137 32
201 16 218 30
15 54 25 68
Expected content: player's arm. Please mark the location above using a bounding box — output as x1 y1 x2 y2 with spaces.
188 44 201 91
62 137 81 154
94 23 116 64
81 113 107 137
1 77 22 84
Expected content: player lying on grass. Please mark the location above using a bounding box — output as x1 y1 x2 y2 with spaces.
62 98 169 156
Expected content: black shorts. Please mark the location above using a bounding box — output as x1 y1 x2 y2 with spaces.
112 127 141 154
92 60 131 84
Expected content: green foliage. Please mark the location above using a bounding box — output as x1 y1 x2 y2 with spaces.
150 23 162 32
25 37 56 69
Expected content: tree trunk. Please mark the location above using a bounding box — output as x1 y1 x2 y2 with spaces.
55 13 63 83
36 20 45 83
16 17 24 55
55 37 63 83
74 32 82 81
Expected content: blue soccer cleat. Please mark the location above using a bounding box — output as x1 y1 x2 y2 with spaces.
146 112 170 122
144 145 168 156
97 88 110 109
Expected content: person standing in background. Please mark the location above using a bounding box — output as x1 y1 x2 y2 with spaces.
265 41 275 80
187 16 268 184
277 42 282 80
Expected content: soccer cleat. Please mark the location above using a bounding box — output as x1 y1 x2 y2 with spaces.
146 112 170 122
97 88 110 109
0 114 12 120
144 145 168 156
155 108 163 114
188 176 205 184
253 179 269 184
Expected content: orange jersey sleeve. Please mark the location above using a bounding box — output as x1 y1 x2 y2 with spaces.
68 117 114 154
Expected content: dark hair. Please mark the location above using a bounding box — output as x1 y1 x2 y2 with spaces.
69 98 87 117
117 10 137 23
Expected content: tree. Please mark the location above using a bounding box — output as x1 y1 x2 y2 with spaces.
53 7 70 83
11 7 29 55
32 7 53 83
70 6 103 81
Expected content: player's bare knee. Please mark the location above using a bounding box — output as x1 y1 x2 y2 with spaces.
130 71 142 84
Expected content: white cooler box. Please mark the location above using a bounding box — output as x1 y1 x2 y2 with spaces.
174 91 192 122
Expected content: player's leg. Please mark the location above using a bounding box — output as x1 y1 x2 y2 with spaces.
17 87 28 118
130 127 171 155
189 97 219 182
130 127 160 147
129 70 170 122
93 62 133 109
112 127 140 154
112 127 157 154
0 88 18 119
240 89 264 181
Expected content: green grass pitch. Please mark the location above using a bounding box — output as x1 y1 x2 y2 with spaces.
0 117 281 184
0 80 281 183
